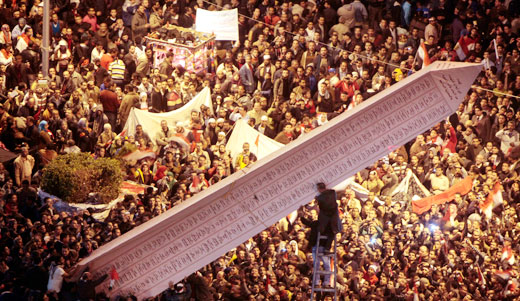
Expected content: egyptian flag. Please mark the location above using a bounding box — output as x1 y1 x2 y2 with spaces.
413 283 419 301
442 203 458 225
286 210 298 224
480 182 503 219
495 269 514 281
505 278 519 296
109 267 119 290
502 245 516 265
266 276 277 295
417 42 431 69
454 36 476 61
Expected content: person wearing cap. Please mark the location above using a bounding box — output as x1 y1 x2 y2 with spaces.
163 281 192 300
425 17 440 45
51 40 72 75
255 115 275 138
216 131 227 145
256 54 276 83
11 18 29 43
205 118 218 145
361 170 385 195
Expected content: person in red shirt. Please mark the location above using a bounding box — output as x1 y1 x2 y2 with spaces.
82 7 100 32
99 82 120 130
100 48 116 71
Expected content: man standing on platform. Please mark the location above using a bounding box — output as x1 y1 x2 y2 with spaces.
316 182 341 236
302 183 342 288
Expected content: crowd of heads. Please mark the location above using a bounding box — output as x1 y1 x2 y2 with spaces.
0 0 519 299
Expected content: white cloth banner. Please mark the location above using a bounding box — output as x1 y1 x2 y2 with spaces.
123 87 213 143
226 119 284 167
195 8 238 41
77 62 482 299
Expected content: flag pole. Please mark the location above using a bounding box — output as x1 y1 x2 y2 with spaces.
42 0 50 77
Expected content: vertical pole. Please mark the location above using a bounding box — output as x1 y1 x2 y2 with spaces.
42 0 50 77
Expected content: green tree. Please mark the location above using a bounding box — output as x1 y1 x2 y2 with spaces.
41 153 123 204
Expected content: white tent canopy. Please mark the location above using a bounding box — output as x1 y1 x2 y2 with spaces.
226 119 284 167
123 87 214 143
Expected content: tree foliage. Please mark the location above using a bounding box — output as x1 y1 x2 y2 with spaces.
41 153 123 204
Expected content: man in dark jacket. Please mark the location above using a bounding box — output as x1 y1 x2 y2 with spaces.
316 182 341 235
76 271 108 301
163 281 192 301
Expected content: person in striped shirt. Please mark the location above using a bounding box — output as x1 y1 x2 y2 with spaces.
108 51 126 87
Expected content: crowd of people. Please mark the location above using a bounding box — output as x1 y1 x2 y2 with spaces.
0 0 519 299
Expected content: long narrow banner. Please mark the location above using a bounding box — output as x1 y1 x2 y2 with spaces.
77 62 482 299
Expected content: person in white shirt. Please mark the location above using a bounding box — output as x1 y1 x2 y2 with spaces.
47 257 69 293
90 44 105 65
229 106 250 123
496 120 520 155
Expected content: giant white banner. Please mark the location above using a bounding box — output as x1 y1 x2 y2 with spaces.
77 62 482 299
195 8 239 41
123 87 213 144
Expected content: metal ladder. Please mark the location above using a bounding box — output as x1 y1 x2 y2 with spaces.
310 232 338 301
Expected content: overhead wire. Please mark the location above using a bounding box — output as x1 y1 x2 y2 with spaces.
199 0 517 99
199 0 409 71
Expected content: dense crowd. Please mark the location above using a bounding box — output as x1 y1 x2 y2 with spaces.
0 0 519 299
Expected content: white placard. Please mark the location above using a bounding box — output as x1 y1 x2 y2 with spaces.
77 62 482 299
195 8 238 41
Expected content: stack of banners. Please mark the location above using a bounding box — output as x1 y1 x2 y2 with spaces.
391 170 431 204
225 119 284 167
75 62 482 299
38 181 150 221
123 87 214 144
411 177 473 214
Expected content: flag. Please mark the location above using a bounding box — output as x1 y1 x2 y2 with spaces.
479 182 503 219
505 278 519 296
412 176 473 214
287 210 298 224
109 267 119 290
454 36 476 61
476 264 486 287
502 246 516 265
266 276 277 295
122 149 156 162
495 269 513 281
417 42 431 69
